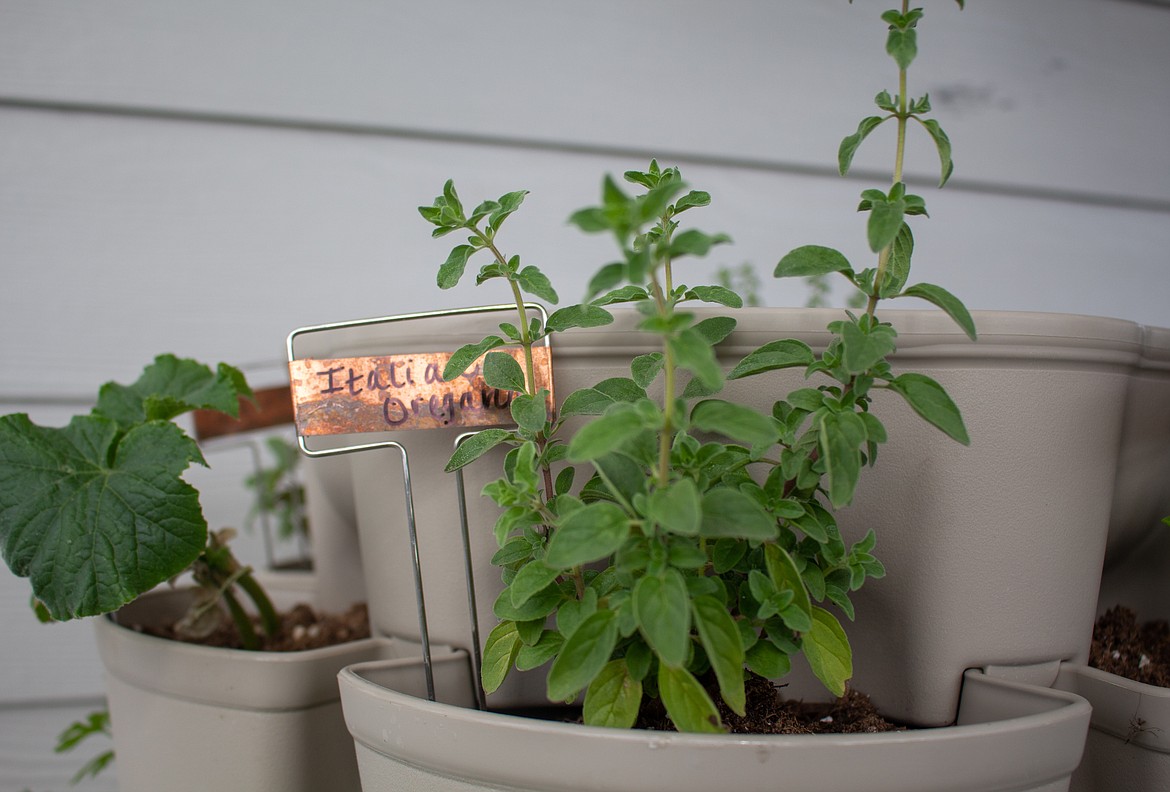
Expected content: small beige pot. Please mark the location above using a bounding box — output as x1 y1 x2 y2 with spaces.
94 587 473 792
1061 511 1170 792
1056 664 1170 792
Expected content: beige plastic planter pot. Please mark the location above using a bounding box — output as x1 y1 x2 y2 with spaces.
94 587 473 792
1062 510 1170 791
1056 664 1170 792
339 660 1090 792
1106 323 1170 562
291 307 1139 725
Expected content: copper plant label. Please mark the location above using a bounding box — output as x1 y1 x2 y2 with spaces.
288 347 553 436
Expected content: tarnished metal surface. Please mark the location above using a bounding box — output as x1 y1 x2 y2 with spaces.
288 347 553 436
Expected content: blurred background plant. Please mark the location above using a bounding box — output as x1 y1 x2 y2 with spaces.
243 436 311 569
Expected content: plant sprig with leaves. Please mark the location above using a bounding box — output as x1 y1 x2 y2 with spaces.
423 163 872 733
421 1 973 735
55 707 115 785
0 354 279 649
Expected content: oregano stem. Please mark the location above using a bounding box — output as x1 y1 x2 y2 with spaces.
471 225 538 397
507 277 538 396
867 1 910 320
649 269 674 489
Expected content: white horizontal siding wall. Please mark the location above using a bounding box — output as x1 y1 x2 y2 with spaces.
1 0 1168 782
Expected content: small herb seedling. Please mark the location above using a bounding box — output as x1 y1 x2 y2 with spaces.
55 707 115 785
245 436 309 550
420 0 972 734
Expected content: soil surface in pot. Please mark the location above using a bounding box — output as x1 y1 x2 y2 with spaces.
136 601 371 652
638 674 903 734
1090 605 1170 687
502 675 901 734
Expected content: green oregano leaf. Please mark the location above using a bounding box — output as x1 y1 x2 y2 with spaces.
646 478 702 536
634 569 691 668
692 596 746 716
763 544 813 623
866 192 906 253
700 489 778 540
444 428 513 472
515 266 559 304
669 328 723 392
692 316 738 346
685 286 743 308
917 118 955 187
657 662 722 733
712 538 748 573
510 392 548 434
544 501 630 568
437 244 475 289
481 620 522 694
568 404 645 461
560 388 616 418
727 339 815 380
898 282 977 341
547 304 615 332
583 659 643 729
510 561 562 608
886 24 918 71
819 410 868 508
673 190 711 213
491 537 536 567
746 639 792 679
668 229 732 258
802 606 854 698
887 372 970 445
547 610 620 702
839 116 887 176
690 399 780 448
880 223 914 298
839 318 897 374
492 581 563 622
631 353 665 389
592 285 651 307
775 245 853 279
585 262 626 300
442 336 505 381
516 630 564 671
483 352 528 393
556 588 598 642
488 190 529 232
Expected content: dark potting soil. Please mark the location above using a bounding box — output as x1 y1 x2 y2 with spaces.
1090 605 1170 687
138 601 371 652
634 673 904 735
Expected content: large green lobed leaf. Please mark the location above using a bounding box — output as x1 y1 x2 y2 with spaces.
0 414 208 620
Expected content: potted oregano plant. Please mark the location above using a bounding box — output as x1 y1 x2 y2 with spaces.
0 354 393 792
326 3 1102 789
322 0 1136 727
335 170 1090 791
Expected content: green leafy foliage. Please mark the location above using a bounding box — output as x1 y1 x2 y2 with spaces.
55 708 114 785
583 659 643 728
425 4 972 728
0 355 254 621
243 437 307 543
802 607 854 697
